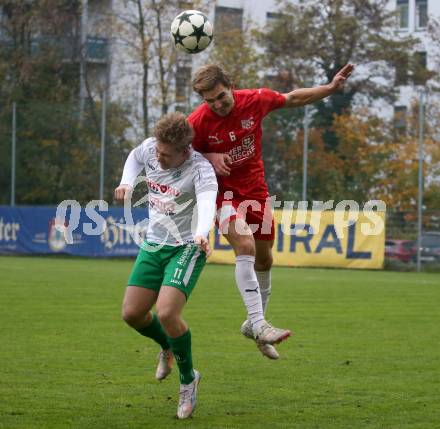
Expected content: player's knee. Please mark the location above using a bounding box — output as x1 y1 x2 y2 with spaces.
156 307 176 329
121 305 142 327
233 236 255 256
255 254 273 271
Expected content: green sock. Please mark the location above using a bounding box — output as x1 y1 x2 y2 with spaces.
168 329 195 385
136 313 170 350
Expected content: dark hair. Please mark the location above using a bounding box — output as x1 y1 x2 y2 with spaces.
192 64 232 95
153 112 194 152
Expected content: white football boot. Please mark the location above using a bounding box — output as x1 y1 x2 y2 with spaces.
177 370 201 419
155 349 173 381
254 320 291 345
240 319 280 360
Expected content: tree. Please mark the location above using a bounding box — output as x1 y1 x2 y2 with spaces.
262 100 440 211
258 0 429 150
0 0 132 205
330 102 440 211
0 0 79 204
114 0 153 137
332 110 393 203
113 0 205 136
207 20 261 90
380 98 440 211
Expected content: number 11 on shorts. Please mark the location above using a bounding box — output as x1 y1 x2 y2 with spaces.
174 267 183 279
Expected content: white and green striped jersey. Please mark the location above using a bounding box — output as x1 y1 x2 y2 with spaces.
120 137 218 246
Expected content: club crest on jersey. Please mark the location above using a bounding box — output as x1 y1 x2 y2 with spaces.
241 117 254 130
172 170 182 179
208 134 223 145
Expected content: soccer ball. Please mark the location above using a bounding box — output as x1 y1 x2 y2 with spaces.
170 10 213 54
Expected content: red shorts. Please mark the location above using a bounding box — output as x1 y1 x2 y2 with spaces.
216 197 275 241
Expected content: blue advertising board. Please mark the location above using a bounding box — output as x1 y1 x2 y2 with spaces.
0 205 148 257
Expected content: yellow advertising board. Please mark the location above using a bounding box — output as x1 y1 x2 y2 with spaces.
208 209 385 269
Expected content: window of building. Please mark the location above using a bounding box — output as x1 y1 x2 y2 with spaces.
395 54 408 85
397 0 409 29
415 0 428 29
266 11 284 26
415 51 427 69
86 36 108 61
413 51 428 84
175 65 191 102
394 105 407 133
214 6 243 35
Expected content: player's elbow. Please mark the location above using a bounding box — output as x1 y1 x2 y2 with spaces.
283 92 303 108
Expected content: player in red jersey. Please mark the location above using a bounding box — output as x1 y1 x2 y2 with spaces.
188 63 354 359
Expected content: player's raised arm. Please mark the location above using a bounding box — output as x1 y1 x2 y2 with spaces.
114 143 146 202
283 63 354 108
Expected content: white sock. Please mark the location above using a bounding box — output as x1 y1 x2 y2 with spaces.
255 270 271 315
235 255 265 332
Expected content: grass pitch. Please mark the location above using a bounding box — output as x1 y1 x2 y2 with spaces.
0 256 439 429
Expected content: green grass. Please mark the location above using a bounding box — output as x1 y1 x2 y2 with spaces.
1 256 439 429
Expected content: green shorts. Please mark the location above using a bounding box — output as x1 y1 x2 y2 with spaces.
127 242 206 299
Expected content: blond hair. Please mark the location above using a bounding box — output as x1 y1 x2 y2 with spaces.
153 112 194 152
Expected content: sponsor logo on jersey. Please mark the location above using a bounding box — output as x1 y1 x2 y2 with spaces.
242 134 255 149
241 117 254 130
208 133 224 145
149 196 176 215
147 178 181 197
228 134 256 165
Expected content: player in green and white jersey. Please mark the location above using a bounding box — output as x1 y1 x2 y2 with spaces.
114 112 217 420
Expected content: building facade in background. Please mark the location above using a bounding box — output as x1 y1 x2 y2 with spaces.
77 0 112 117
393 0 439 128
106 0 440 137
1 0 438 134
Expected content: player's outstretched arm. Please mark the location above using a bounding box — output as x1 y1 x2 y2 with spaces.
283 63 354 108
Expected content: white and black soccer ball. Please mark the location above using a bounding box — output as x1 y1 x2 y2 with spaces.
170 10 213 54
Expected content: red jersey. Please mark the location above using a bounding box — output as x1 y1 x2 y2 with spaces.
188 88 285 201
